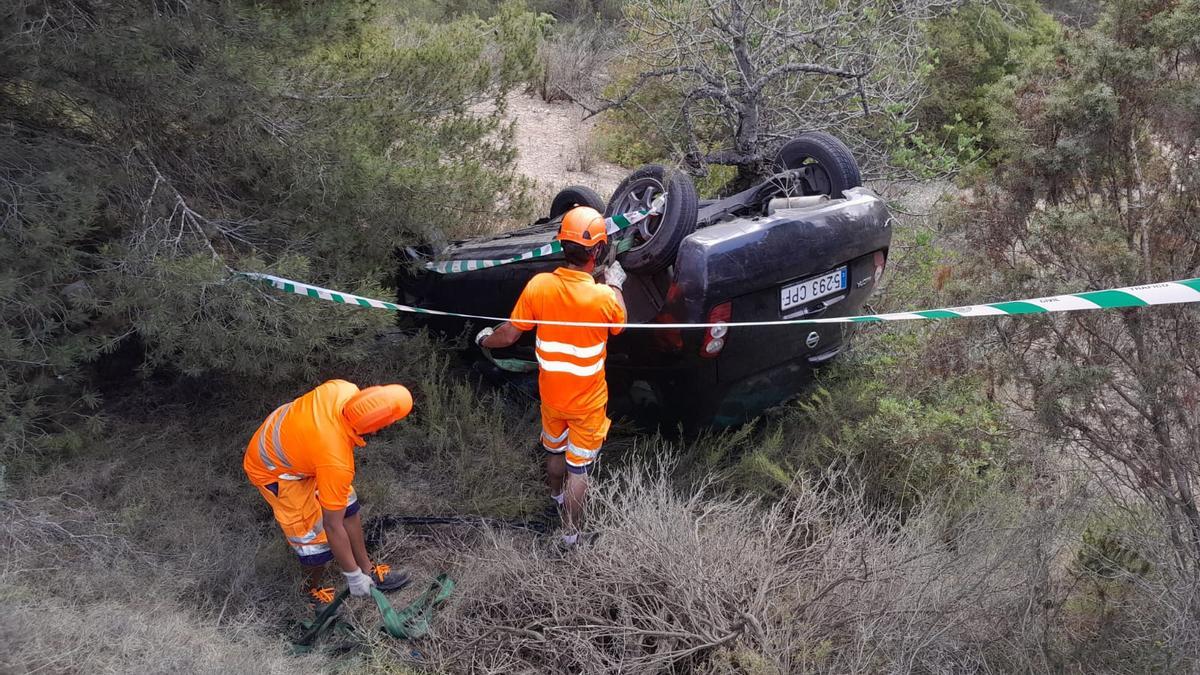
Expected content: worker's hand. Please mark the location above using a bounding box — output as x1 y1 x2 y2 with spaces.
342 568 375 597
475 326 495 348
603 261 626 289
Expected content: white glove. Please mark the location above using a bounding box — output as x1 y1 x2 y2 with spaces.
604 261 627 289
343 568 375 597
475 326 494 348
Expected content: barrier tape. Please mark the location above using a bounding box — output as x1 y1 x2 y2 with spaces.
239 272 1200 329
423 201 661 274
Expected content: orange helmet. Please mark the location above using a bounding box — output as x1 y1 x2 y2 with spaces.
343 384 413 436
557 206 607 247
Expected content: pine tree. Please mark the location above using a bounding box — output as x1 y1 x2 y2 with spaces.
0 0 544 459
954 0 1200 585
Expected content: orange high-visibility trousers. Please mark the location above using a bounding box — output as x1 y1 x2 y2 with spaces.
540 403 610 474
255 478 359 566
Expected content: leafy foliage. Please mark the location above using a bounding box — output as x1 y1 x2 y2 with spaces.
947 0 1200 637
0 0 543 460
916 0 1060 165
749 328 1008 511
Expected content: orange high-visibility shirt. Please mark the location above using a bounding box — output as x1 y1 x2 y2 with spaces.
510 267 626 413
243 379 365 511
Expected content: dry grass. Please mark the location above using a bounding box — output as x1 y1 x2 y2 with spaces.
533 22 612 106
395 461 1092 673
0 494 326 674
0 332 544 673
2 331 1198 672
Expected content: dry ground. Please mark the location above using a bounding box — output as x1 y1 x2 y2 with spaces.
505 92 628 205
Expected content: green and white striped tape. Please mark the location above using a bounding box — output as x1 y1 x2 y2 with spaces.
238 273 1200 329
424 205 658 274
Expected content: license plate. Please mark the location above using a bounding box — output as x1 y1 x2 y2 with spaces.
780 267 848 312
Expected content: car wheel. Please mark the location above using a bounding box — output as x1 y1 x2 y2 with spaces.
774 132 862 198
604 165 698 274
549 185 606 220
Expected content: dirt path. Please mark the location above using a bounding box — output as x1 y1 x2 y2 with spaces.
505 93 628 206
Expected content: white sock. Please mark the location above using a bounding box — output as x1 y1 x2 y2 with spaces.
561 533 578 545
551 492 564 506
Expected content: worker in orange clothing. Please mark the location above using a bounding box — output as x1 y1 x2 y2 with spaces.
244 379 413 608
475 206 627 550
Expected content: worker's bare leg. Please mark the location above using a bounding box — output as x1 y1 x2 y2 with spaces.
304 563 325 591
563 471 588 534
344 510 374 574
546 451 567 499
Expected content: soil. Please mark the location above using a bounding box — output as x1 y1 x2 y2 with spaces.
504 92 628 205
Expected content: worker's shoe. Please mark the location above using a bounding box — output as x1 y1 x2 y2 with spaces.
307 586 337 614
550 531 600 557
371 564 410 593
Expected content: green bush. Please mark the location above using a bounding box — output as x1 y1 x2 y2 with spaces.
916 0 1060 165
1 0 542 461
740 328 1010 511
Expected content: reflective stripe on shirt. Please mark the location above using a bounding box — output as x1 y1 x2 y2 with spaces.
536 353 604 377
257 403 294 471
536 338 605 359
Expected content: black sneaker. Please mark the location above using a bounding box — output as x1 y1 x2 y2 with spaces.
371 564 411 592
307 586 337 614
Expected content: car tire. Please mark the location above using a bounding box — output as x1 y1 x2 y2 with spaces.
605 165 699 274
549 185 606 220
774 132 862 198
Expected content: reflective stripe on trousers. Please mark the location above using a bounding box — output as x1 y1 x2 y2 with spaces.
292 542 330 557
283 488 357 550
566 442 599 460
287 520 324 545
542 427 568 445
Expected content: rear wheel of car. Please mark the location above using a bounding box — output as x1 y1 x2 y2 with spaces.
774 132 862 198
549 185 606 220
605 165 698 274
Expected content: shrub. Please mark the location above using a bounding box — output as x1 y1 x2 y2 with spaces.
675 326 1012 516
948 0 1200 608
408 459 1089 673
916 0 1060 164
350 332 545 518
0 493 332 673
1 0 543 460
532 20 615 104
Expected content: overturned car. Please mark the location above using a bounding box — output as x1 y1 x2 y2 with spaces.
399 132 893 429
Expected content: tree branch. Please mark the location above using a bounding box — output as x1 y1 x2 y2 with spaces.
752 62 861 93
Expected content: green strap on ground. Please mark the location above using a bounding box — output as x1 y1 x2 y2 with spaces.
293 574 456 650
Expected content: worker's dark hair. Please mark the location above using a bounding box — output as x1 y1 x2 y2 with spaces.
562 241 596 267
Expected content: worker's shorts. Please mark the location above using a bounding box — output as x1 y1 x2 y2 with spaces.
541 403 610 475
255 478 359 567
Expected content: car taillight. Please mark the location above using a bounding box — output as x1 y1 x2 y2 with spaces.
701 302 731 358
873 250 887 285
654 284 685 352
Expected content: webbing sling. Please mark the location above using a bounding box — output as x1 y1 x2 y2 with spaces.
293 575 456 648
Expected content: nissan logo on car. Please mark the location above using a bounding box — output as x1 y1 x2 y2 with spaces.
805 331 820 349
